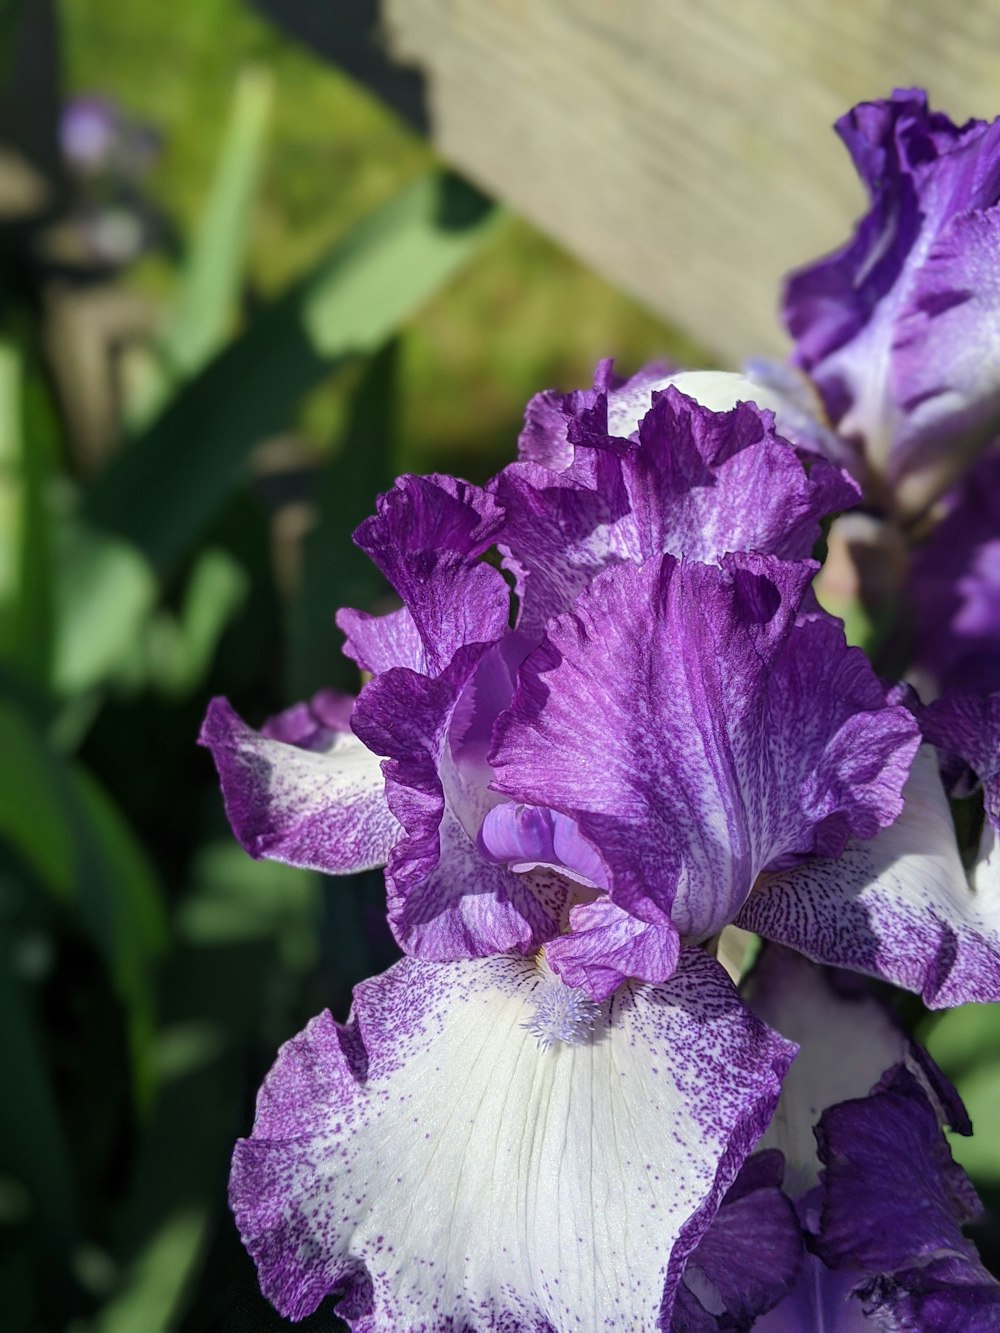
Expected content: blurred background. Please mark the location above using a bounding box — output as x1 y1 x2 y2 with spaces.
1 2 997 1329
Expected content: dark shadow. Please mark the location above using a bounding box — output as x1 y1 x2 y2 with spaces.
249 0 431 134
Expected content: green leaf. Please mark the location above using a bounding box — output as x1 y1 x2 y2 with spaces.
0 929 78 1258
145 547 249 698
86 172 499 574
49 518 157 698
0 696 166 1107
0 696 74 897
128 66 274 427
91 1206 211 1333
69 766 168 1109
0 341 53 682
178 840 320 975
287 339 400 698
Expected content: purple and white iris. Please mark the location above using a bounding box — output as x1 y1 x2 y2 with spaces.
201 87 1000 1331
201 359 1000 1329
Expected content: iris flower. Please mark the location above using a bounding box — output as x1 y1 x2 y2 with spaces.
781 90 1000 520
203 368 1000 1328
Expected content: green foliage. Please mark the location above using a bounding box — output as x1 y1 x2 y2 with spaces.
0 0 710 1313
86 170 499 575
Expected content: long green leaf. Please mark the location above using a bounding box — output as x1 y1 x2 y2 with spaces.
287 339 399 698
0 342 53 683
85 172 498 574
161 65 273 376
128 66 273 428
0 929 78 1259
0 697 167 1106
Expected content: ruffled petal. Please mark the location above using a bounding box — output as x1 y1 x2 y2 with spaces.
492 552 918 944
672 1150 803 1331
739 747 1000 1006
889 205 1000 515
230 949 794 1330
199 696 398 874
783 90 1000 512
544 898 680 1002
814 1067 983 1274
342 474 510 677
496 385 855 632
353 658 564 960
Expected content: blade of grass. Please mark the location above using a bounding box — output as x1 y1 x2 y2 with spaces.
0 696 167 1108
0 927 78 1260
85 171 499 575
287 338 399 699
128 66 274 428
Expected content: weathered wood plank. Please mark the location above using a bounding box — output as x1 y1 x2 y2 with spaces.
381 0 1000 360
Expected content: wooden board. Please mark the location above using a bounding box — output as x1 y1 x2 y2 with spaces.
380 0 1000 361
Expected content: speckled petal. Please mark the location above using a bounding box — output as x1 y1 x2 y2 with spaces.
739 747 1000 1006
199 696 398 874
544 897 680 1002
495 386 855 632
492 553 918 943
230 950 795 1330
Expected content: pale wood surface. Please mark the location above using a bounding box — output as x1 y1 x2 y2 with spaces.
381 0 1000 361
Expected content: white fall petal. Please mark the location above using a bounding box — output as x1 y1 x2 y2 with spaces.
231 950 793 1331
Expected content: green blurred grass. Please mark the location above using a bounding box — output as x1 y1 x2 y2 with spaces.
63 0 705 475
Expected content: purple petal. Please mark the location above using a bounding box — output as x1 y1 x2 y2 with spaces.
673 1149 803 1330
352 655 565 960
478 802 606 885
496 385 855 632
199 696 398 874
910 451 1000 698
492 553 918 943
753 1256 872 1332
740 746 1000 1005
259 688 355 750
922 690 1000 830
784 90 1000 513
230 950 795 1328
888 205 1000 514
342 474 510 677
814 1066 983 1275
544 897 680 1001
860 1255 1000 1331
517 358 664 468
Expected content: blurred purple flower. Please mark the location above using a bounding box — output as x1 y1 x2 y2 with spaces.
784 89 1000 519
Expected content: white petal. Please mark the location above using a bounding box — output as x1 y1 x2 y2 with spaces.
739 746 1000 1006
232 951 793 1329
200 696 399 873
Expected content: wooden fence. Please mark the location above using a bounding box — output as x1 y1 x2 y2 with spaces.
370 0 1000 360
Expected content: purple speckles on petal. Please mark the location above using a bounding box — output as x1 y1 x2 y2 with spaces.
198 696 398 875
492 552 918 945
230 950 794 1330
